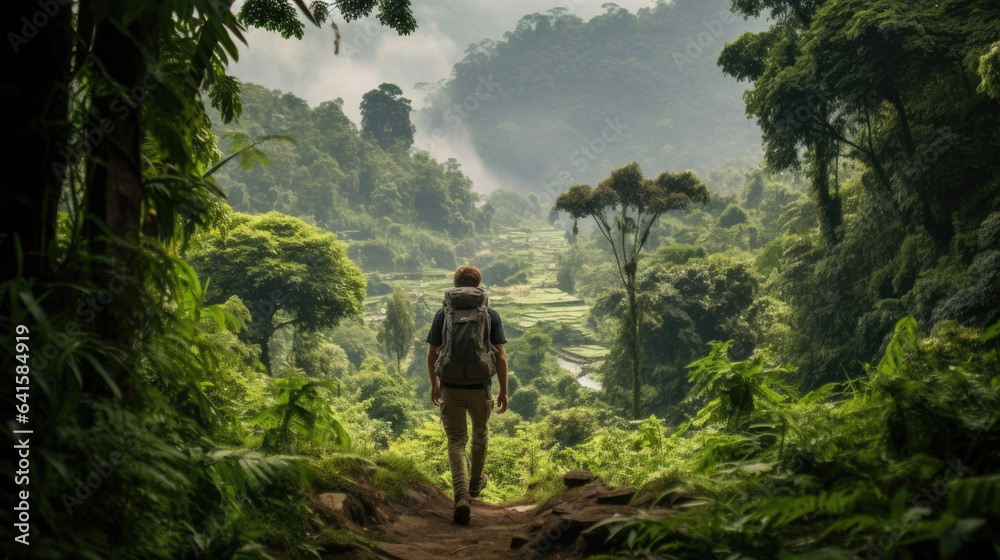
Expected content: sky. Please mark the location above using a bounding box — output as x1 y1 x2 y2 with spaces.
229 0 664 124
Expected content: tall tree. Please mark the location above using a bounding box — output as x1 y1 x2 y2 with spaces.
718 0 844 245
188 213 366 375
720 0 1000 248
6 0 417 294
378 287 415 372
555 161 709 418
360 82 416 149
0 1 416 556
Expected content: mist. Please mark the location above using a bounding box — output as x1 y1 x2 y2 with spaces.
229 0 666 195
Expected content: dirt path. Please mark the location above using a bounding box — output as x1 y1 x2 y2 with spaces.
343 475 653 560
307 473 664 560
366 485 544 560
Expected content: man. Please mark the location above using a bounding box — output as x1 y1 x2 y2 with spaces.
427 265 509 525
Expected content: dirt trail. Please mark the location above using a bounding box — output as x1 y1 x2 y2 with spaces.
311 472 666 560
368 485 545 560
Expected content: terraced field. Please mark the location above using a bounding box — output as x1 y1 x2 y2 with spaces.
360 227 607 382
563 344 610 360
485 229 589 334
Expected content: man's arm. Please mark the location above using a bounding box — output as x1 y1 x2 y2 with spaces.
495 344 508 413
428 344 441 405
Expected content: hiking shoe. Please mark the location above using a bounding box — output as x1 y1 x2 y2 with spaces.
469 475 490 498
453 500 471 525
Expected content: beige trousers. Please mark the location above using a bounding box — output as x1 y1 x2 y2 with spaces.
440 386 494 504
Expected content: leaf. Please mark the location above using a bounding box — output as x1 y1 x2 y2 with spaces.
328 415 352 450
18 289 50 330
981 319 1000 342
121 1 153 26
878 316 921 377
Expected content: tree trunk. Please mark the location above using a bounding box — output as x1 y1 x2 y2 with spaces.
87 18 146 258
881 77 915 158
258 321 275 376
923 200 954 252
627 279 641 420
84 17 151 367
1 0 71 280
811 136 841 246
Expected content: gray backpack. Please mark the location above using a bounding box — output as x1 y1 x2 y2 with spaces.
435 286 497 385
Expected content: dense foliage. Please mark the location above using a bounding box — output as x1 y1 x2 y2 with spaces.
4 0 1000 558
205 82 490 272
0 0 419 558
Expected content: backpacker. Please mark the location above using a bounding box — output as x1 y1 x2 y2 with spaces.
435 286 497 385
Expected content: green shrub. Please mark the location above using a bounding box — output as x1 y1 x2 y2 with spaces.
718 204 749 228
342 357 415 436
489 410 524 437
556 267 575 293
331 322 379 367
513 387 539 419
539 407 599 448
653 243 707 266
482 252 532 286
417 235 456 269
347 240 396 271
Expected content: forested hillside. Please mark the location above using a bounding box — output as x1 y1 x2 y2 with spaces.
206 82 486 273
417 0 767 195
4 0 1000 559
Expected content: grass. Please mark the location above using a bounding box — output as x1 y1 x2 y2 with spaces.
372 452 434 499
563 345 610 359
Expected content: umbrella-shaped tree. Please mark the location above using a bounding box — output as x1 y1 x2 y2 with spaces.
554 161 709 418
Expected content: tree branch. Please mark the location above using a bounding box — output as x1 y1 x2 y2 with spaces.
594 211 629 289
811 115 868 156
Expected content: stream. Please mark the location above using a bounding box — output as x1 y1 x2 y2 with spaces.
557 357 603 391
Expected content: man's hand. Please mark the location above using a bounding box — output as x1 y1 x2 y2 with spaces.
494 344 508 413
496 390 508 413
428 344 441 406
431 376 442 406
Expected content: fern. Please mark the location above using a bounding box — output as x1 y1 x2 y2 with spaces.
948 474 1000 517
252 371 351 453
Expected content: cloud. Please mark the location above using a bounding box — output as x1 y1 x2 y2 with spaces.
230 0 659 117
227 0 661 194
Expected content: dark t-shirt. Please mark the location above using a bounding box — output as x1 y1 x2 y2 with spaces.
427 307 507 390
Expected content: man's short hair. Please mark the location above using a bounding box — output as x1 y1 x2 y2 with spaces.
454 266 482 287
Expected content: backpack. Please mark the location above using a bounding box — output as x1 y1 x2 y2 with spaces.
435 286 497 385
